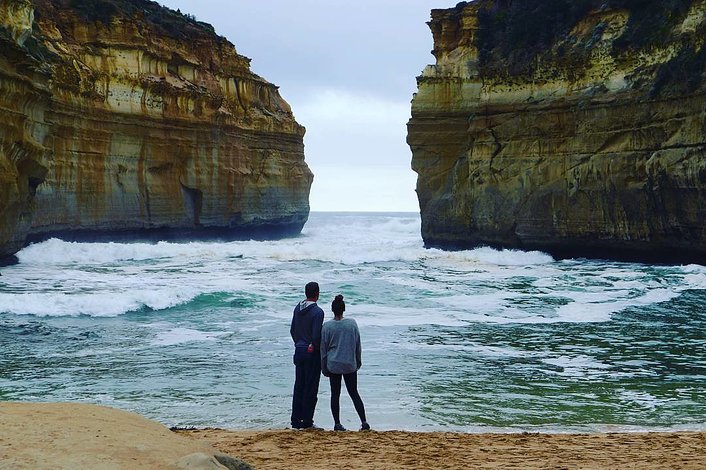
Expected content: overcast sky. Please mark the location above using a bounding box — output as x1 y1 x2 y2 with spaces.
157 0 445 212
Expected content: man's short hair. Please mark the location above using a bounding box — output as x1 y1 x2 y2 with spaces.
305 281 319 299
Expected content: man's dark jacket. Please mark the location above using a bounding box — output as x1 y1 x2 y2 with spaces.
290 300 324 350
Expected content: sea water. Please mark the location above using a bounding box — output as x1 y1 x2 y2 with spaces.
0 212 705 432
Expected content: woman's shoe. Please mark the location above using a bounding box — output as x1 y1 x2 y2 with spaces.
360 422 371 431
333 423 347 431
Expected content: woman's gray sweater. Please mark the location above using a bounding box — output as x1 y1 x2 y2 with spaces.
320 317 362 375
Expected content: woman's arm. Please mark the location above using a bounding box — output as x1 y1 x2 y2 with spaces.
320 326 330 377
355 322 362 370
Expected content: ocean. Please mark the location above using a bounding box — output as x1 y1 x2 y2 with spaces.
1 212 705 432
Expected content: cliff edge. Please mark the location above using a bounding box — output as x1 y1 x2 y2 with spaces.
1 0 312 262
408 0 706 263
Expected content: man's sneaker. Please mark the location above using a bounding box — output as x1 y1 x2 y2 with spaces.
302 424 323 431
292 421 304 430
333 423 347 431
360 422 371 431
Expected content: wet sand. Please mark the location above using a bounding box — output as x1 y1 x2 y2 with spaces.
181 428 706 470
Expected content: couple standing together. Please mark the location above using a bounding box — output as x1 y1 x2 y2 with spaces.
290 281 370 431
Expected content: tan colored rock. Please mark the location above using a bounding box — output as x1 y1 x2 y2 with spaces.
409 0 706 262
175 453 254 470
0 402 252 470
0 0 312 261
0 0 50 261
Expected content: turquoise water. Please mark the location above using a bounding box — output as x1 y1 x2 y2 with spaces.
0 212 705 431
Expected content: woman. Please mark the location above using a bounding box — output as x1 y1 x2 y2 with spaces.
320 294 370 431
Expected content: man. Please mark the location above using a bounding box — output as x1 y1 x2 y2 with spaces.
290 281 324 429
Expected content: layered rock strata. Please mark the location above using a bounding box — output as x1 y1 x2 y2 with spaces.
409 0 706 262
0 0 49 262
1 0 311 261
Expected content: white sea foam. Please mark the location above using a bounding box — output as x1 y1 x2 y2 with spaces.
351 304 468 328
434 293 538 324
0 287 200 317
682 271 706 289
554 287 682 323
434 246 554 266
542 355 612 376
18 238 260 266
2 214 700 320
2 237 271 316
152 327 224 346
402 342 537 359
617 390 665 410
14 216 542 269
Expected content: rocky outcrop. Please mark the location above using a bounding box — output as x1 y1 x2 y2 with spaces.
0 0 311 261
0 402 253 469
409 0 706 262
0 0 49 262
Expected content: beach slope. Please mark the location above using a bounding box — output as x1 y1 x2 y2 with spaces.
0 402 250 469
1 402 704 469
181 428 706 470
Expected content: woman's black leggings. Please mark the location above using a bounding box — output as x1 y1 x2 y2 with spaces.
329 372 366 425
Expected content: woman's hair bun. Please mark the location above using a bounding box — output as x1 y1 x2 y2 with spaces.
331 294 346 314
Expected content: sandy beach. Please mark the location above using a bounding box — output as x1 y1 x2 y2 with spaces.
1 402 705 469
182 428 706 469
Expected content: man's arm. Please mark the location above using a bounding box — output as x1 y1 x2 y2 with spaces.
320 326 329 377
290 308 296 342
311 307 324 348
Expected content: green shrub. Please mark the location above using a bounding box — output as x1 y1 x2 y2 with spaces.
608 0 692 51
476 0 595 77
68 0 119 25
651 40 706 97
474 0 698 79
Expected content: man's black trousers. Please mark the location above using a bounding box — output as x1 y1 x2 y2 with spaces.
291 348 321 428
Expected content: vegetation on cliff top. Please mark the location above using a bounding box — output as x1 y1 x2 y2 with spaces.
35 0 217 40
476 0 594 77
474 0 705 96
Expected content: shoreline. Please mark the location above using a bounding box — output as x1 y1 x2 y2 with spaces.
1 402 705 469
180 427 706 470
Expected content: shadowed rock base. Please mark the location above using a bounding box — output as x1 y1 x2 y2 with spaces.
0 255 19 267
24 220 307 245
424 237 706 265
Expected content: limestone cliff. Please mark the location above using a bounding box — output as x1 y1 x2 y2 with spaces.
409 0 706 262
1 0 311 261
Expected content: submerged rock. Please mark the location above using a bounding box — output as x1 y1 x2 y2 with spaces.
0 0 312 261
408 0 706 263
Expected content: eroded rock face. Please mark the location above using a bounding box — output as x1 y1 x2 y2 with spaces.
409 0 706 262
0 0 49 261
0 0 312 261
